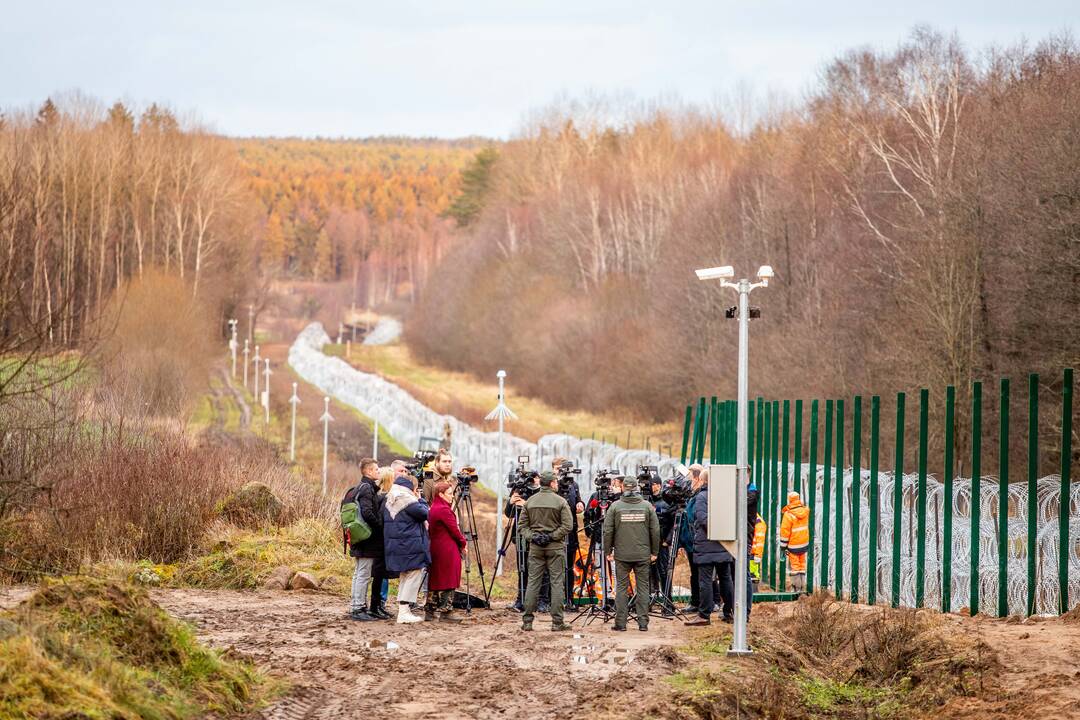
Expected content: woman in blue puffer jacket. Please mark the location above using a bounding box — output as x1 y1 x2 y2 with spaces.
383 476 430 624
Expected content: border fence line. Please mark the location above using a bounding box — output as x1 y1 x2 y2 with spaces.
681 368 1078 616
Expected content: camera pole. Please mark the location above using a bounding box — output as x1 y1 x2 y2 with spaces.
695 264 772 656
485 370 517 573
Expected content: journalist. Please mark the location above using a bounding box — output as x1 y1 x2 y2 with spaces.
684 469 735 626
603 475 660 631
520 471 573 632
552 457 585 608
505 471 546 612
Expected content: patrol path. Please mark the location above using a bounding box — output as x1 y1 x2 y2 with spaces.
152 588 685 720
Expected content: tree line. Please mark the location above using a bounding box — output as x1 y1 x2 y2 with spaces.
406 29 1080 469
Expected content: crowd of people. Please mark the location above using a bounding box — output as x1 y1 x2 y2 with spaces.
340 449 811 632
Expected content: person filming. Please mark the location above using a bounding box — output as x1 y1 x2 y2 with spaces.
602 475 660 632
520 471 573 632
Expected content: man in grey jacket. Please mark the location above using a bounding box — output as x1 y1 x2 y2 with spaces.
603 476 660 631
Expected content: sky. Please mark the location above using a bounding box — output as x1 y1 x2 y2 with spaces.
1 1 1075 139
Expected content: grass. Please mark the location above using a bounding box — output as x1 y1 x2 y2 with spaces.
325 342 681 449
0 578 278 719
796 675 890 714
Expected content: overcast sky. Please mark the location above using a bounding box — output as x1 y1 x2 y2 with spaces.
2 1 1074 138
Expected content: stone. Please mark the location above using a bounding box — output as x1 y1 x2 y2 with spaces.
288 571 319 590
132 567 162 586
263 566 294 590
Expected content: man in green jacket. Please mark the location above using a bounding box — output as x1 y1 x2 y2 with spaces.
603 475 660 631
520 472 574 631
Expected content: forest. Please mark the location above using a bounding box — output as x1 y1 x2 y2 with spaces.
405 30 1080 441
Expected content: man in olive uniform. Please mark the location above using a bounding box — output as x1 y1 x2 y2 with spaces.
520 471 574 631
603 475 660 631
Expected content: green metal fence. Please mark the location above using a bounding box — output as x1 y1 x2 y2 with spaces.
680 368 1078 616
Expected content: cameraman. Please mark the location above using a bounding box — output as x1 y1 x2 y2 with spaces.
553 457 585 607
583 475 623 544
520 472 573 632
603 476 660 631
504 471 547 612
649 477 675 604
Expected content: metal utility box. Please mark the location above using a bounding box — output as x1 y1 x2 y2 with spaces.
707 464 738 554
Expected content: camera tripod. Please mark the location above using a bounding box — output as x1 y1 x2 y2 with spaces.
649 506 689 621
573 511 616 626
486 505 528 605
452 481 490 613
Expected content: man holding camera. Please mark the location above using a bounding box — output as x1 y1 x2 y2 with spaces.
520 471 574 632
505 471 546 612
603 475 660 632
552 457 585 608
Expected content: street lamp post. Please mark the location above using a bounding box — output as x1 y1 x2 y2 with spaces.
253 345 261 405
320 397 334 495
263 358 272 424
289 383 300 462
242 339 250 389
694 263 773 656
485 370 517 570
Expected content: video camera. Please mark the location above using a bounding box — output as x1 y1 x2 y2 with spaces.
507 455 540 500
456 466 480 496
636 464 662 500
659 466 695 507
593 468 623 506
404 449 438 490
556 459 582 497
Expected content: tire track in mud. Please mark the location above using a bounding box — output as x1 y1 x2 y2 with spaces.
153 588 687 719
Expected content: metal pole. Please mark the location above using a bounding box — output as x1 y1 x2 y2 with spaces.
943 385 955 613
263 358 271 424
892 392 905 609
822 399 834 589
242 340 250 389
916 388 929 608
730 278 751 656
852 395 862 603
253 345 261 404
289 383 300 462
971 381 982 615
680 405 692 463
998 378 1010 618
807 399 819 594
835 398 845 598
228 319 238 378
248 304 254 346
1027 373 1038 616
486 370 515 574
868 395 880 606
1059 368 1073 615
320 397 333 496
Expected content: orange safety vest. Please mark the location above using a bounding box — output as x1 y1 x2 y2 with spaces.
779 501 810 554
751 516 766 559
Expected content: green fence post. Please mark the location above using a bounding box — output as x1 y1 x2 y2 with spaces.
709 396 719 462
1060 369 1073 615
892 392 906 608
869 395 880 606
794 400 804 496
943 385 956 613
772 399 781 590
755 397 764 488
971 382 982 616
763 400 773 585
1028 374 1038 616
917 388 929 609
999 379 1010 618
852 395 863 603
822 399 834 589
781 399 791 590
681 404 692 464
808 400 819 594
835 398 845 598
690 397 703 465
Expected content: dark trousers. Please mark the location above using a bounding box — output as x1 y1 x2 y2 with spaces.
688 551 699 606
368 556 388 609
696 560 734 620
614 558 651 629
651 544 670 597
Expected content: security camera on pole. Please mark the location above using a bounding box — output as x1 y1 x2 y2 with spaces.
228 319 238 377
320 397 333 496
694 263 774 656
485 369 517 572
262 358 272 424
242 339 250 389
289 383 300 462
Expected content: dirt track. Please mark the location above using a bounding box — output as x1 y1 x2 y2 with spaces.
152 589 683 720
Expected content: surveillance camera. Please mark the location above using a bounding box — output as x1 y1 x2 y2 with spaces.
757 265 774 280
695 265 735 280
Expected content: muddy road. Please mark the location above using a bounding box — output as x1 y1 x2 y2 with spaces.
153 589 683 720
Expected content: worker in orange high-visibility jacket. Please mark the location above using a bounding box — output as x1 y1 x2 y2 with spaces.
779 492 810 592
749 514 766 586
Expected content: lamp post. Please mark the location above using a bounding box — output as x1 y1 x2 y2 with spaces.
263 358 272 424
289 383 300 462
228 319 238 377
694 263 773 656
253 345 261 404
320 397 333 496
242 339 250 389
485 370 517 570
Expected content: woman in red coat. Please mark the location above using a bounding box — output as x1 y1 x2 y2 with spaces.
427 480 467 620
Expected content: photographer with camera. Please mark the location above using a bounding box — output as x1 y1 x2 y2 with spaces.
520 471 573 632
552 457 584 608
649 476 675 605
602 475 660 632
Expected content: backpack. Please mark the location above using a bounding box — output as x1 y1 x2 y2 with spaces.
340 483 373 551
